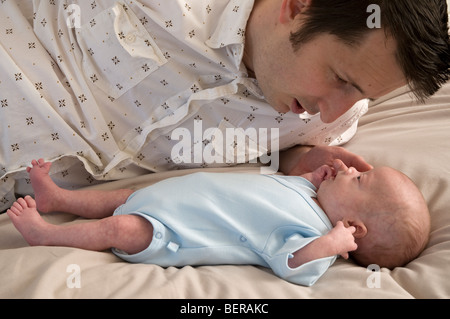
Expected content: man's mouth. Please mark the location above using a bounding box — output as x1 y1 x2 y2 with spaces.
290 98 306 115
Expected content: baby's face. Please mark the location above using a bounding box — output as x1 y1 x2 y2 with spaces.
316 160 398 226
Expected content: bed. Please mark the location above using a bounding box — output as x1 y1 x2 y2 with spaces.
1 1 449 299
1 80 449 299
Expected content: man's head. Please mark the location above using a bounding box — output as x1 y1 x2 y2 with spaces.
290 0 450 103
316 160 431 269
244 0 449 123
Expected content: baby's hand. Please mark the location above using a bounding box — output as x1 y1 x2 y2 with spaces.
328 221 358 259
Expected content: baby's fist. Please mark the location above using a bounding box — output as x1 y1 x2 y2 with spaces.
328 221 358 259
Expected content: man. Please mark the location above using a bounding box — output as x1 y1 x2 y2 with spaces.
0 0 448 211
248 0 450 174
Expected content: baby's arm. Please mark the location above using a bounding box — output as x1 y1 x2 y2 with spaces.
288 221 357 269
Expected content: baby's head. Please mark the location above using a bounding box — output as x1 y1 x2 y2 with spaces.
314 160 430 269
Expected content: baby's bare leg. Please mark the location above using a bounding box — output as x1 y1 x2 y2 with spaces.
28 159 133 218
7 196 153 254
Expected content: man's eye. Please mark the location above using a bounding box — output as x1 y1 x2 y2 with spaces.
334 74 347 84
337 76 347 84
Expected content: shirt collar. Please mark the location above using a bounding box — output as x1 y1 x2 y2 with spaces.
205 0 255 49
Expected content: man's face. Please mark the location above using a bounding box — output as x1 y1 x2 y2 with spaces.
253 29 406 123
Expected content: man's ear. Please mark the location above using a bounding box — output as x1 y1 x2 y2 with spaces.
279 0 312 24
343 219 368 239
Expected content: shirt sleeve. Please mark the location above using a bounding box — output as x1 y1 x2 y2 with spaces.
263 233 337 286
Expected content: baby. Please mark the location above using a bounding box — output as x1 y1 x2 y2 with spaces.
7 158 430 286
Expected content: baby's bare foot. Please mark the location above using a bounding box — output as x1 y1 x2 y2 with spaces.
27 159 60 213
6 196 52 246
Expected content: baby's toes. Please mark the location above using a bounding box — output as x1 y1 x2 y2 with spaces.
16 197 30 209
7 207 19 217
24 195 37 208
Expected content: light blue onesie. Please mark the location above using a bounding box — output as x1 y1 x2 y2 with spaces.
113 172 337 286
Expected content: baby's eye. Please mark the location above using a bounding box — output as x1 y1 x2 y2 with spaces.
357 176 361 181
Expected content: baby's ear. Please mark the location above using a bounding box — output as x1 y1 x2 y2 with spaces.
342 219 367 239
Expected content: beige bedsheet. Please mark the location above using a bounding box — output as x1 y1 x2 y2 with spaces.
1 79 449 298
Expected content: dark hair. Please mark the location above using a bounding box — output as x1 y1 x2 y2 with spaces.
290 0 450 101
